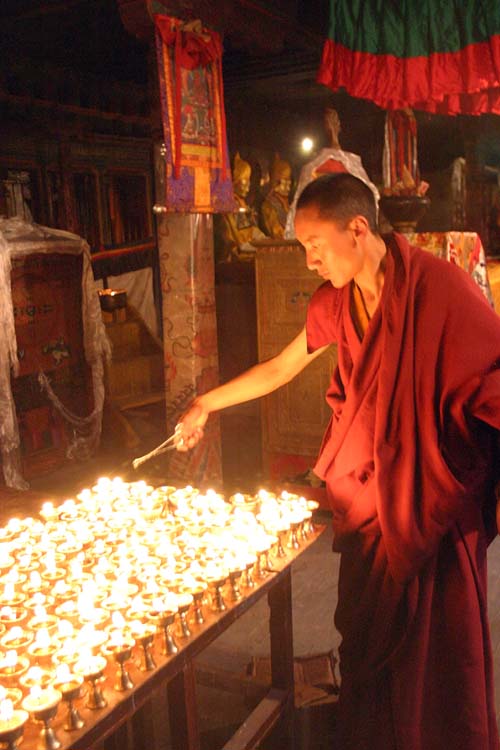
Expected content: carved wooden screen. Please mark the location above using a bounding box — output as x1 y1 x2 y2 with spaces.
255 241 337 473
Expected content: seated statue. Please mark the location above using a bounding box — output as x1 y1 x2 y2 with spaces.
260 154 292 239
215 153 266 263
285 107 379 238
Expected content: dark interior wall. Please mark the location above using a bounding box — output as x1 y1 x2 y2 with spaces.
416 113 465 173
1 0 148 85
475 115 500 168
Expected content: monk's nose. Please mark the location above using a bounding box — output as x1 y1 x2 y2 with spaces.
305 248 320 270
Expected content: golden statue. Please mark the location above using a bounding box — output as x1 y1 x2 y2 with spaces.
260 154 292 239
215 153 266 263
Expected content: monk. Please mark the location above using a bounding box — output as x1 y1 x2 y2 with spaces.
176 173 500 750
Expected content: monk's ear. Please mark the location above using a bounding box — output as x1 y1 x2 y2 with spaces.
349 215 370 238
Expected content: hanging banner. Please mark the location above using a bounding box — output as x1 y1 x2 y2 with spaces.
155 15 235 212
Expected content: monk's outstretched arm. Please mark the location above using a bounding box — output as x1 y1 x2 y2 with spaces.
176 327 328 451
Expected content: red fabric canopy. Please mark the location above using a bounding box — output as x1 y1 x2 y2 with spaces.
317 1 500 115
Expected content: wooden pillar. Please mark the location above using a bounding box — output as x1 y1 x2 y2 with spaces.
157 204 223 487
149 13 223 488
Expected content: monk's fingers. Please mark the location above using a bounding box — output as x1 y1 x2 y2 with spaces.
175 427 204 452
186 428 204 448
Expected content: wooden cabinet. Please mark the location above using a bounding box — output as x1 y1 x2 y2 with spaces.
10 251 92 480
255 240 337 485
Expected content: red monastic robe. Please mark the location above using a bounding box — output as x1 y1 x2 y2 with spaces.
306 233 500 750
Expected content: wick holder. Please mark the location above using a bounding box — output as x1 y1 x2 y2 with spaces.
28 703 62 750
151 612 178 655
56 681 85 731
255 552 269 579
208 578 227 612
103 641 135 691
229 569 244 601
299 518 310 540
0 711 28 750
303 517 315 538
136 631 156 672
77 660 107 710
0 655 30 687
276 531 287 558
177 604 192 639
288 522 300 550
191 590 205 625
244 561 256 589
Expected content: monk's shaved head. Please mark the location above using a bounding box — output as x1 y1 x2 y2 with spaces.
296 173 379 233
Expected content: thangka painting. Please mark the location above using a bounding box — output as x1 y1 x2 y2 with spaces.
155 16 235 213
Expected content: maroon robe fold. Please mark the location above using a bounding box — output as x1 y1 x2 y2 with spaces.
306 233 500 750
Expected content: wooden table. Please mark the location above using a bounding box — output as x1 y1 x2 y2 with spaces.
18 525 325 750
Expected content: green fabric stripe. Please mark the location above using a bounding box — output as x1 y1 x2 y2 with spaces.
328 0 500 56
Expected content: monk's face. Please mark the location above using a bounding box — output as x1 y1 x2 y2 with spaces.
295 206 365 288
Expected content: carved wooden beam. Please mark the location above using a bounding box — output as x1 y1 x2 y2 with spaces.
116 0 321 53
117 0 155 42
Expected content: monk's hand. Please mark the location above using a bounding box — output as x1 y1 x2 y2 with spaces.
174 400 209 452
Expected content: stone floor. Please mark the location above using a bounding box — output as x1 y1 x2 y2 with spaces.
1 402 500 749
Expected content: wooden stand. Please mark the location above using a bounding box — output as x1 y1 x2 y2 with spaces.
17 527 325 750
